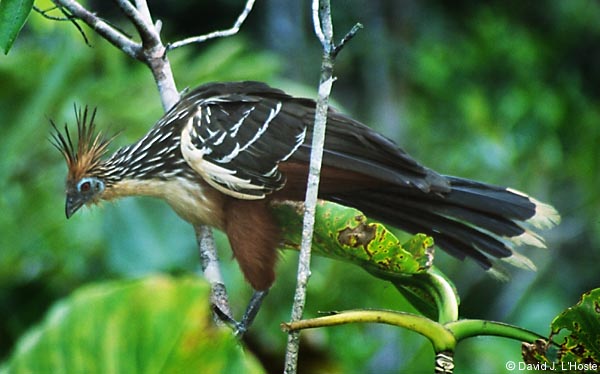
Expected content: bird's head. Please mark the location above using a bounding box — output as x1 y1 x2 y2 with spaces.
51 106 116 218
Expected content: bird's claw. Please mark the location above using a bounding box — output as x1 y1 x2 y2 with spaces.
210 289 269 338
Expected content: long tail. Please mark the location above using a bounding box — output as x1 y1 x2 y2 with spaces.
328 176 560 276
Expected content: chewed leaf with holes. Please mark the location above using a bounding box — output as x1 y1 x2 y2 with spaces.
523 288 600 371
551 288 600 366
1 276 264 374
272 200 453 320
274 200 434 276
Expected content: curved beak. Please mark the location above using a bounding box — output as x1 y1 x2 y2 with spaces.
65 193 85 219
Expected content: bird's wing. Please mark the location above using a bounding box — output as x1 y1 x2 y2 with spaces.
179 91 308 199
291 109 450 193
176 81 449 199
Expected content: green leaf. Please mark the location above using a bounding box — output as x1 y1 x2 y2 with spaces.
551 288 600 367
1 276 265 374
272 200 459 321
274 201 434 275
0 0 34 54
522 288 600 372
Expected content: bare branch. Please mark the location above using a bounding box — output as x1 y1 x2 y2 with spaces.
311 0 332 50
166 0 256 52
134 0 153 23
112 0 178 109
312 0 362 56
332 22 363 58
113 0 159 47
195 225 233 324
284 1 361 372
52 0 141 59
51 0 177 109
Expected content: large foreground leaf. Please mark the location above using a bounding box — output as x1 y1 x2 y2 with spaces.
0 0 34 54
1 276 264 374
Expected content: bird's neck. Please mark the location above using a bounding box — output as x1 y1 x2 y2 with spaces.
100 117 195 182
98 160 226 229
93 119 227 227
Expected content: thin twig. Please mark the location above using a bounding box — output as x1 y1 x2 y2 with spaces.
57 6 91 47
43 3 134 42
166 0 256 52
134 0 153 24
134 0 162 35
112 0 178 109
34 5 69 21
311 6 324 47
332 23 363 58
283 1 361 372
113 0 158 47
52 0 141 59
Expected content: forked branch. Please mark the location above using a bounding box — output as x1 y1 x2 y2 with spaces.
283 1 362 372
166 0 256 52
51 0 140 59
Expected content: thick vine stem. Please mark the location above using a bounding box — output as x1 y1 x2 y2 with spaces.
282 309 456 353
404 270 459 324
283 310 550 374
446 319 547 344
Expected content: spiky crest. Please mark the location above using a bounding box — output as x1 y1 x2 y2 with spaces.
50 105 116 182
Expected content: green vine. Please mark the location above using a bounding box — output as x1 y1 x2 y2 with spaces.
273 200 600 373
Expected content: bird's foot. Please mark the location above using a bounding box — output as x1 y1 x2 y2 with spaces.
211 289 269 338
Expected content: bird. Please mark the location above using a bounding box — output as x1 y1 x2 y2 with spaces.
51 80 560 329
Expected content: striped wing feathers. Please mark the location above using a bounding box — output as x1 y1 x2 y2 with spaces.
180 96 307 199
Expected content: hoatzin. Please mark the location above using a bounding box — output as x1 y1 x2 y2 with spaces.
52 81 560 332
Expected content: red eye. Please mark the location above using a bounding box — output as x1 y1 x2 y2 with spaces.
79 181 91 192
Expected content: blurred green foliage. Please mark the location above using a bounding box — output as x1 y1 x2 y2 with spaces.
1 0 599 373
1 275 265 374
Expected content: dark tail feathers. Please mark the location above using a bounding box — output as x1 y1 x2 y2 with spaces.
328 176 560 277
